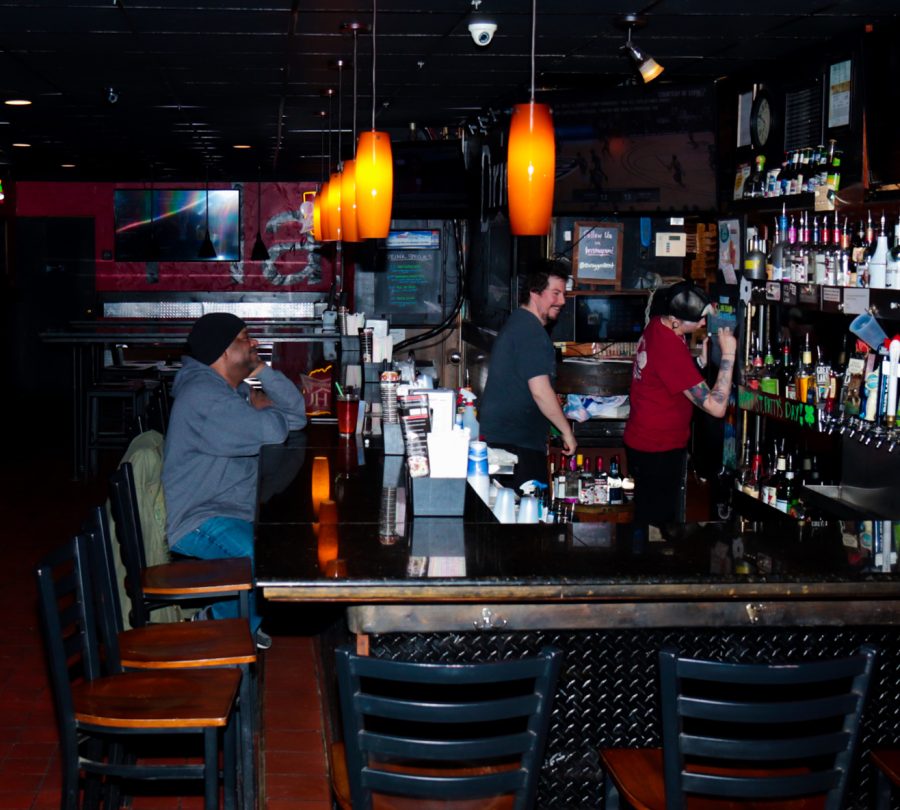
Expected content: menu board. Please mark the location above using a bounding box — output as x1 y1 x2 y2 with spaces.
371 232 445 326
572 221 623 287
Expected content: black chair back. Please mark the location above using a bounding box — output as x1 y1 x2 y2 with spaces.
108 461 152 627
336 645 562 810
83 505 126 672
35 537 103 752
659 643 878 810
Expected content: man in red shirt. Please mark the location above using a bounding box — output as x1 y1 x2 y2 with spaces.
624 282 736 526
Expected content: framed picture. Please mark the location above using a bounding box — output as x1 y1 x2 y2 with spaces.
572 221 624 287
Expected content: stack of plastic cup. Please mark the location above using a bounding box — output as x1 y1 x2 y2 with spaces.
359 327 374 364
467 441 489 477
493 488 517 524
378 486 398 545
380 370 400 424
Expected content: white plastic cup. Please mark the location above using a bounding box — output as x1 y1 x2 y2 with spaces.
493 487 516 524
517 495 539 524
850 312 888 351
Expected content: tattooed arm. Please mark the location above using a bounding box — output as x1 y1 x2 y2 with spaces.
682 328 738 418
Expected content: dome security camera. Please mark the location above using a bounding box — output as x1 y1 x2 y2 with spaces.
468 20 497 46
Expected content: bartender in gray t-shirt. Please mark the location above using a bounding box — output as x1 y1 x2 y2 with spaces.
479 260 577 489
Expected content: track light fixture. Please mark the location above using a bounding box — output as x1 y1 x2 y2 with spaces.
619 14 663 84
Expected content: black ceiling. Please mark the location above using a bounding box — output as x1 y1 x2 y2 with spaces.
1 0 898 183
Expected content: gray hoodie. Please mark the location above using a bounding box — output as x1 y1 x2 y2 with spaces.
162 357 307 545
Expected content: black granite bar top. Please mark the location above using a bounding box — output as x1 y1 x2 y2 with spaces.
255 425 900 601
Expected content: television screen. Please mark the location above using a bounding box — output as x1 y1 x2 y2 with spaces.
391 141 472 218
574 294 648 343
371 230 444 326
114 189 241 261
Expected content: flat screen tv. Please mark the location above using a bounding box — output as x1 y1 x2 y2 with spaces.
114 189 241 261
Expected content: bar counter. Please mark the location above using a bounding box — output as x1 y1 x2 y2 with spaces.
255 424 900 809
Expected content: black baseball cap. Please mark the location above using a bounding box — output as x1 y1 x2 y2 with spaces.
663 282 712 322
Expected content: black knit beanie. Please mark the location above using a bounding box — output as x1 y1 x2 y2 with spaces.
188 312 247 365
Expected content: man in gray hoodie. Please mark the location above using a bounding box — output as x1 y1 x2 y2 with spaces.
162 312 307 645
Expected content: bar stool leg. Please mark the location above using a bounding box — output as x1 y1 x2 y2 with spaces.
876 768 893 810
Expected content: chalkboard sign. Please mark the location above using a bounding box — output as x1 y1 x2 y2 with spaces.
572 221 623 287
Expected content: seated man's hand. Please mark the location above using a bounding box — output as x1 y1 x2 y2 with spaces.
250 388 274 409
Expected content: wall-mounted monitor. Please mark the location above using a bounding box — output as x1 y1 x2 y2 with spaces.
114 189 241 261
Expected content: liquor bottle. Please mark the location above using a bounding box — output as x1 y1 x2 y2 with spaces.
593 456 609 505
789 150 804 195
775 454 797 514
826 143 842 191
762 443 784 507
779 152 794 197
771 212 787 281
554 460 568 501
565 455 580 501
744 154 767 199
760 342 779 395
811 215 827 285
850 220 867 287
796 333 816 405
780 340 796 400
837 219 852 287
747 336 765 390
869 212 889 289
887 220 900 289
823 212 839 286
741 442 764 500
744 236 767 281
607 454 623 505
578 456 594 504
814 144 829 189
736 436 753 492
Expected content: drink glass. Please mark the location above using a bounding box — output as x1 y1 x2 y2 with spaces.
336 393 360 436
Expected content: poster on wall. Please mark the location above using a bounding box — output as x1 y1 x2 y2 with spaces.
553 84 717 213
718 218 741 285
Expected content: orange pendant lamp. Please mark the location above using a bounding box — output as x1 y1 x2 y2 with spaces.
312 189 324 242
507 101 555 235
356 130 392 238
355 0 392 239
340 159 360 242
506 0 555 236
325 170 343 241
318 180 332 241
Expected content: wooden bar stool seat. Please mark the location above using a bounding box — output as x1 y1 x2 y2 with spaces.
117 617 255 669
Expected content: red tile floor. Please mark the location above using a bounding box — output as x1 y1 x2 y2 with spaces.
0 454 332 810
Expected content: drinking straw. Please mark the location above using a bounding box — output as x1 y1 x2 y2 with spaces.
335 381 345 397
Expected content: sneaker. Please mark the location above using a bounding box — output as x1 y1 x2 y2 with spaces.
255 629 273 650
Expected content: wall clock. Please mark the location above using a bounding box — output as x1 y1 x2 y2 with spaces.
749 88 776 151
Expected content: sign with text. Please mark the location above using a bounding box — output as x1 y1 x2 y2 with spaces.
738 386 817 428
573 221 623 287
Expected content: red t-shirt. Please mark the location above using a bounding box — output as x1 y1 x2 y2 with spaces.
624 317 703 453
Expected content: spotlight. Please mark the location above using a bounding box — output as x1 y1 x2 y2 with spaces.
617 14 664 84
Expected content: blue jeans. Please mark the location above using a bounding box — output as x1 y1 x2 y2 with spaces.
171 516 261 633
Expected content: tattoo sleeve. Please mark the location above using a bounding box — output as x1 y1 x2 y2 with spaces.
684 356 735 413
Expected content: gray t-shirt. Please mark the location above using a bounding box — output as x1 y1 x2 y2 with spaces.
479 307 557 451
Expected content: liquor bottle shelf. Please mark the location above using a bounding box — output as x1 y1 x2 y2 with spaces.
801 483 900 520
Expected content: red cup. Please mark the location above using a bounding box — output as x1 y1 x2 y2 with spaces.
336 394 360 436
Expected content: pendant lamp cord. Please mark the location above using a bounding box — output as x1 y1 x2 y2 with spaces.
257 166 263 232
205 167 210 231
337 61 344 166
529 0 536 102
371 0 377 129
327 91 334 174
352 30 358 144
